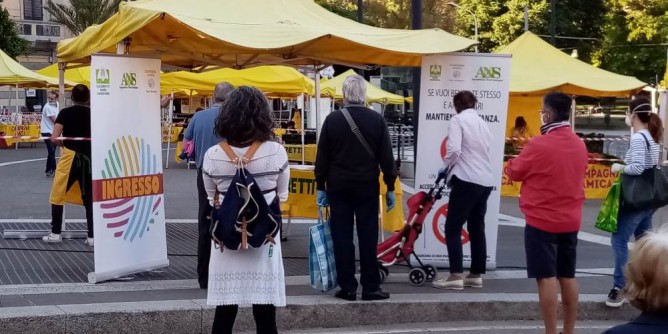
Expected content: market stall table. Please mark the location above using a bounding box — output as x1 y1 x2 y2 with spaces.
0 124 40 148
281 165 404 233
284 144 317 164
162 126 183 143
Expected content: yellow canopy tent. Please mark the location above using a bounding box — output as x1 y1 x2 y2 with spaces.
37 63 90 87
0 50 75 88
0 50 76 149
56 0 476 231
495 32 646 135
162 66 314 96
56 0 475 67
320 69 406 105
37 63 198 96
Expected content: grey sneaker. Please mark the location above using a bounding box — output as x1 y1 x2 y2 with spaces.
84 238 94 247
606 288 625 307
42 233 62 243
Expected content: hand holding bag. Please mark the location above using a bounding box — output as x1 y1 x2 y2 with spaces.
595 176 621 233
309 208 337 292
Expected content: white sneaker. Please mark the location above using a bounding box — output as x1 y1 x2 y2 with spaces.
464 275 483 288
42 233 62 243
432 276 464 290
84 238 94 247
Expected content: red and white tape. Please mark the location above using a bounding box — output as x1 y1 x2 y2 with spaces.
506 136 630 142
0 136 91 141
504 154 624 163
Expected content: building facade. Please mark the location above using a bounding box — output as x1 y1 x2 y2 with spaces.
1 0 73 113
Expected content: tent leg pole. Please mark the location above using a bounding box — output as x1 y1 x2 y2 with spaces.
15 84 19 150
571 96 576 131
315 72 321 142
58 63 66 107
165 90 174 169
302 96 306 165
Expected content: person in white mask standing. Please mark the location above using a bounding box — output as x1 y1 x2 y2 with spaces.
40 91 60 177
606 97 663 308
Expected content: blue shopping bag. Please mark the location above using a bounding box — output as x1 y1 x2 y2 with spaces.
309 209 337 292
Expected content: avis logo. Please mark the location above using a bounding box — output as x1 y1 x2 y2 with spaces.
120 73 137 88
473 67 501 81
429 65 442 81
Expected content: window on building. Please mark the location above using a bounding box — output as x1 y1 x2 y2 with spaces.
18 23 33 35
23 0 43 21
36 25 60 37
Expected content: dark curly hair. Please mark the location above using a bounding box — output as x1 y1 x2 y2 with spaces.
214 86 274 147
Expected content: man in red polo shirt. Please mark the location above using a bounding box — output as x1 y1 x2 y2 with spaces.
506 92 588 334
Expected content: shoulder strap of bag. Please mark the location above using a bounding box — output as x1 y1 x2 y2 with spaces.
638 132 651 152
214 141 262 207
340 108 375 159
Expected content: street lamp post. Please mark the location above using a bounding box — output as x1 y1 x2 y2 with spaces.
447 2 478 53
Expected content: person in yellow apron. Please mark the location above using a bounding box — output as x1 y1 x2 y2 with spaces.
42 147 83 243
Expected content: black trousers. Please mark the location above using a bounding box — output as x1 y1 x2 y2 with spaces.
445 176 492 274
197 168 212 288
42 133 56 173
51 153 93 238
211 304 277 334
329 188 380 293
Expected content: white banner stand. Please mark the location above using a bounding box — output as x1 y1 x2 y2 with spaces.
89 54 169 283
413 53 512 269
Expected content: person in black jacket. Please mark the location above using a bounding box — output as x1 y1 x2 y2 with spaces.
314 74 397 301
603 226 668 334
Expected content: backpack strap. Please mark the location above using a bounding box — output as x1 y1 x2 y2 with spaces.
218 141 262 164
213 141 263 209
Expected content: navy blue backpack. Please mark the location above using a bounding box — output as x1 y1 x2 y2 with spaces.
210 141 281 251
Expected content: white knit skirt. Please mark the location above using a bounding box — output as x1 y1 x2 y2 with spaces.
206 235 286 307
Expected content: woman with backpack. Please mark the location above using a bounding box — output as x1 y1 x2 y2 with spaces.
606 97 663 308
202 86 289 334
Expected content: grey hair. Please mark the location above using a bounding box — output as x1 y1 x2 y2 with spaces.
342 75 367 105
213 82 234 103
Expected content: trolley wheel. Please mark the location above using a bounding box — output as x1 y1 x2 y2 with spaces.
409 268 426 286
423 265 437 282
378 266 389 282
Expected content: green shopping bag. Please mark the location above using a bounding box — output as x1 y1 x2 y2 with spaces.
595 176 621 233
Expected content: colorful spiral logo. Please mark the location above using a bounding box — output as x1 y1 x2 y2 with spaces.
98 135 162 241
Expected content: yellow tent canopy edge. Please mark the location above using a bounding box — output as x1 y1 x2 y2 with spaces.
56 0 476 67
495 32 645 97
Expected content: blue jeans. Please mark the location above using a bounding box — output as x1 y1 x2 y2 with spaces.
42 132 56 173
611 207 653 288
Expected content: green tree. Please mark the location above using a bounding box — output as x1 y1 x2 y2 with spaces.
592 0 668 84
0 0 28 58
315 0 456 31
454 0 604 61
44 0 123 35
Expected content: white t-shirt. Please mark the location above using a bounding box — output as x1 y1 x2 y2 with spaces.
40 102 59 134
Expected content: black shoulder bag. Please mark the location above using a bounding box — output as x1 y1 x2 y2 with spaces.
621 132 668 210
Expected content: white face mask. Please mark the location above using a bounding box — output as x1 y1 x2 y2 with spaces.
625 115 633 127
540 112 548 126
